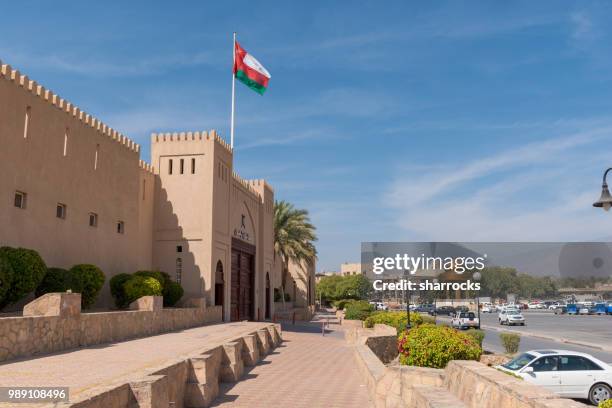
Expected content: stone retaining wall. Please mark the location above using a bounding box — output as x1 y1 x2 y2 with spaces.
44 323 282 408
0 293 223 363
344 321 587 408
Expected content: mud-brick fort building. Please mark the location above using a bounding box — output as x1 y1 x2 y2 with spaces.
0 59 315 321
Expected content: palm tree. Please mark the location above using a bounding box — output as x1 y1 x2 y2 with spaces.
273 200 317 309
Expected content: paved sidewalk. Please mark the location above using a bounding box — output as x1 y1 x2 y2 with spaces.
212 314 373 408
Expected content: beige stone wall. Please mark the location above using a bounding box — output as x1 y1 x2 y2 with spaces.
0 60 279 318
0 61 153 308
288 259 316 307
0 303 222 363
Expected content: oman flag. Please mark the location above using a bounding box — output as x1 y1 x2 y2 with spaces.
233 41 271 95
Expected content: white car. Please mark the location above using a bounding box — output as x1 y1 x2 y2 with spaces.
481 304 493 313
499 309 525 326
496 350 612 405
375 302 388 311
451 311 480 330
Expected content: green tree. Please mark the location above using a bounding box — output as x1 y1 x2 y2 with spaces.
0 247 47 308
273 200 317 308
479 267 519 299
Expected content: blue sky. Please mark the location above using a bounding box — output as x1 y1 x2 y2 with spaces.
3 1 612 271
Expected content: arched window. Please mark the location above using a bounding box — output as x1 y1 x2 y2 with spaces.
176 257 182 283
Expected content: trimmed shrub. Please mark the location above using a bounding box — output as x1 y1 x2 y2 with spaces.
69 264 105 309
0 247 46 307
123 276 162 304
344 300 374 320
163 281 184 307
500 333 521 354
465 329 485 348
0 255 14 306
398 324 482 368
35 267 74 297
110 273 133 309
334 299 356 310
134 270 170 288
364 311 423 334
421 314 436 325
599 399 612 408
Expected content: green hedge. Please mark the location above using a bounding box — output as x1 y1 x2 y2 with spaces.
344 300 374 320
163 281 184 307
0 247 47 307
110 273 133 309
364 311 423 334
465 329 485 348
35 267 73 297
124 276 162 304
398 324 482 368
333 299 357 310
69 264 105 309
500 333 521 354
0 255 14 306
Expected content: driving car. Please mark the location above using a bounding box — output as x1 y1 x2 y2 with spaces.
499 309 525 326
451 311 480 330
496 350 612 405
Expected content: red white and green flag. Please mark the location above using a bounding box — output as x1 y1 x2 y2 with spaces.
233 41 271 95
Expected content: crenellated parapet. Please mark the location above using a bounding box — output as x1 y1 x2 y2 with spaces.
232 172 262 200
139 160 155 175
150 129 233 155
0 59 140 154
247 179 274 193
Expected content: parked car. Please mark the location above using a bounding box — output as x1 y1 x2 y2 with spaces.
455 306 469 313
566 303 578 315
496 350 612 405
375 302 388 311
415 304 434 313
607 302 612 315
451 311 480 330
579 305 590 315
553 306 567 315
481 304 493 313
430 306 455 316
499 309 525 326
595 303 607 315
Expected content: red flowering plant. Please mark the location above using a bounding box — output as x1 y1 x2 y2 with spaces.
397 324 481 368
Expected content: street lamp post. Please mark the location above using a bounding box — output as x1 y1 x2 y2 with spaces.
593 168 612 211
404 269 411 330
473 271 482 329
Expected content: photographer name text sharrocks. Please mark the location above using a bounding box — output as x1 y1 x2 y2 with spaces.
372 279 481 292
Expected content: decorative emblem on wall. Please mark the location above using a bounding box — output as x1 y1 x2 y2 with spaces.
233 214 250 241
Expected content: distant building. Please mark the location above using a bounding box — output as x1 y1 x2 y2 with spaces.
341 262 365 276
315 271 336 283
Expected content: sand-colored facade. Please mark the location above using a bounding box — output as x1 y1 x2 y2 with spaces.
0 59 313 320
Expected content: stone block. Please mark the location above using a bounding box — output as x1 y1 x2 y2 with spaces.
23 292 81 317
241 335 260 366
185 354 221 408
256 329 271 355
129 375 169 408
129 295 163 311
220 342 244 382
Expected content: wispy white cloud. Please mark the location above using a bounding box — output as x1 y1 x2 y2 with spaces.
385 125 612 242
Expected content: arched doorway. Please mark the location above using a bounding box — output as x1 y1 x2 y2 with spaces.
215 261 224 317
265 272 271 319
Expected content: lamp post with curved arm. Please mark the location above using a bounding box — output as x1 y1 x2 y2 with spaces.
593 168 612 211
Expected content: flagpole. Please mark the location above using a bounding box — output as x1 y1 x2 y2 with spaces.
230 32 236 149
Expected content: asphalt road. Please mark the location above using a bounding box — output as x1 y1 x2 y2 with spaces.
437 310 612 362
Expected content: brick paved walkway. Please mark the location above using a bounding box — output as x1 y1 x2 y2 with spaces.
212 315 373 408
